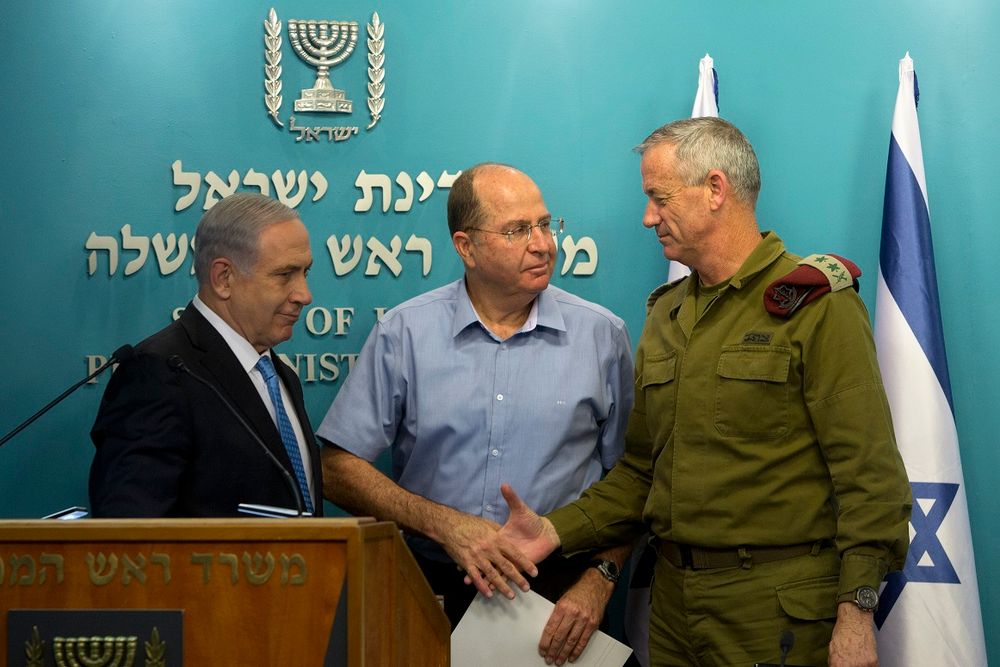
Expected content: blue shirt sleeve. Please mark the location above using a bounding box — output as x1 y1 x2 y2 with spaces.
597 322 635 471
316 318 402 462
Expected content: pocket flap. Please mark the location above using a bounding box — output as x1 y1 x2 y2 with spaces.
775 575 838 621
717 348 790 383
641 354 676 388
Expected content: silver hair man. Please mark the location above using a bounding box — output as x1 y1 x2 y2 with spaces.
635 117 761 207
193 193 300 284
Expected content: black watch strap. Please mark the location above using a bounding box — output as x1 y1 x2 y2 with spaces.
838 585 879 612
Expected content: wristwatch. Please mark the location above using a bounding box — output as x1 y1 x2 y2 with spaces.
588 559 620 584
839 585 879 612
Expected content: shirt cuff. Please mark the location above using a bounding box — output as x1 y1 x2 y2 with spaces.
547 504 598 556
838 551 891 598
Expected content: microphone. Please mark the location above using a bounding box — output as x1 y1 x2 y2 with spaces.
779 629 794 667
0 345 135 448
167 355 306 517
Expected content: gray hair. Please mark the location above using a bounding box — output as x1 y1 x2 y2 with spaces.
635 117 761 207
193 193 299 285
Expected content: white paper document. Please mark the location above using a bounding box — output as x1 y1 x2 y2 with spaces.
450 589 633 667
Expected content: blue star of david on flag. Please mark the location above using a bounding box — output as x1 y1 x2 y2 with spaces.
876 481 960 628
873 53 986 664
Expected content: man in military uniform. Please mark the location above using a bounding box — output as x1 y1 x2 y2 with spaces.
500 117 911 666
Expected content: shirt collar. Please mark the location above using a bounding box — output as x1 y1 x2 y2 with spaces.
726 231 785 290
533 285 566 333
451 279 566 339
451 279 481 337
192 294 270 372
667 231 786 317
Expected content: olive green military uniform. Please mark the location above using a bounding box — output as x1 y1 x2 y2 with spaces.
549 232 911 665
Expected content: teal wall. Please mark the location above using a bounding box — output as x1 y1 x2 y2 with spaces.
1 2 996 660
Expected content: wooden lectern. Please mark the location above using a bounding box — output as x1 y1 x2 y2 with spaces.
0 518 449 666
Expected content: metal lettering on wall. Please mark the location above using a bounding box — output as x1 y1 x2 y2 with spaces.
83 162 599 279
84 300 367 386
168 161 459 213
264 8 385 139
84 225 598 279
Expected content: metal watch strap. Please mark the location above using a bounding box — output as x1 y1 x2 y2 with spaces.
588 559 620 584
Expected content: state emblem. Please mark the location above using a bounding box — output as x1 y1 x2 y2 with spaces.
263 7 385 142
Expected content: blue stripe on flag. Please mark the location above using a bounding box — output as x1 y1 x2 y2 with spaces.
879 135 953 410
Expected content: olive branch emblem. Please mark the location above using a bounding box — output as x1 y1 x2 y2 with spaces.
366 12 385 130
262 8 384 135
145 626 167 667
264 8 283 128
24 625 44 667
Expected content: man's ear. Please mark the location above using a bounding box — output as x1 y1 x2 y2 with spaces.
705 169 729 211
209 258 235 299
452 231 477 268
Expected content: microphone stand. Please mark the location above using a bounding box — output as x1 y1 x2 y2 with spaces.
0 345 134 448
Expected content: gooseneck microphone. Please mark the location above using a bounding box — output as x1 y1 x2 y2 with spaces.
0 344 135 448
779 629 795 667
167 355 306 517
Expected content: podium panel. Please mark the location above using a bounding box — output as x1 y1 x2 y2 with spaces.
0 518 448 666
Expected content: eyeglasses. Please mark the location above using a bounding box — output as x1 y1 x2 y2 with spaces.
466 217 565 246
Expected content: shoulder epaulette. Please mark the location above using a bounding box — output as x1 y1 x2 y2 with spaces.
646 275 687 312
763 253 861 318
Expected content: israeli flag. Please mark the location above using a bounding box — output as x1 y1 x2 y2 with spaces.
667 53 718 283
873 52 987 666
690 53 720 119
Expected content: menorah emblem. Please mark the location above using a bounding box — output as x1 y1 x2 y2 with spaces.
287 18 359 113
53 635 138 667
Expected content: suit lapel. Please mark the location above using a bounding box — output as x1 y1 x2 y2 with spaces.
178 306 291 470
179 305 322 514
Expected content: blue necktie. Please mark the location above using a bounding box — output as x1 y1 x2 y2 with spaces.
255 355 314 514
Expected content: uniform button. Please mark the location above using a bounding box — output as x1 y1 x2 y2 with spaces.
491 449 499 456
485 504 494 512
496 393 504 401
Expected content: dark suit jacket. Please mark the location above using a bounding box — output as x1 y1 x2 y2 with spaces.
89 303 323 517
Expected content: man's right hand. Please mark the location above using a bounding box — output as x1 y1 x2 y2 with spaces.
498 483 562 562
439 510 539 600
323 446 538 599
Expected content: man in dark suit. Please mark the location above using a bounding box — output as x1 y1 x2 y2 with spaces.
89 193 321 517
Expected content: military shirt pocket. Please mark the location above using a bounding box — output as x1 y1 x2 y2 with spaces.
642 353 676 388
775 574 838 621
640 353 677 444
714 346 790 438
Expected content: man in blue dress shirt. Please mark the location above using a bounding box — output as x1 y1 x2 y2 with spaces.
317 163 634 664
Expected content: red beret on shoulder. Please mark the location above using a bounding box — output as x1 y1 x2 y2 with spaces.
764 254 861 318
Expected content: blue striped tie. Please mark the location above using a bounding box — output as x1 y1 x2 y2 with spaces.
255 355 314 514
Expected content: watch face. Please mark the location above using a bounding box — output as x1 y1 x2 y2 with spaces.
593 560 620 583
856 586 879 611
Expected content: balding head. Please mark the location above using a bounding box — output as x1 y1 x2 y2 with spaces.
447 162 531 236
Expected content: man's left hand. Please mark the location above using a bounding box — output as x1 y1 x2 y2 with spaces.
828 602 878 667
538 569 614 665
